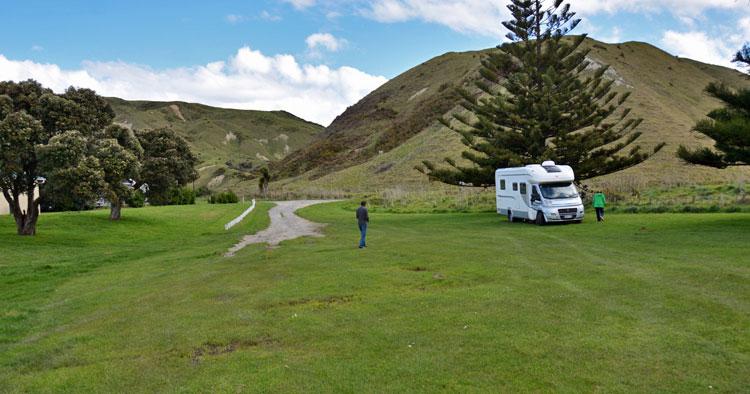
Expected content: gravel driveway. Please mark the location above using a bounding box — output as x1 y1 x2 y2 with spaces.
225 200 337 257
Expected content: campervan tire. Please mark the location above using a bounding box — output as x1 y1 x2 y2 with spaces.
535 211 546 226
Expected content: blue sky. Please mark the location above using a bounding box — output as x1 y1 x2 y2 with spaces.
0 0 748 125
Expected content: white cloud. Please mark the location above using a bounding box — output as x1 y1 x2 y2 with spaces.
364 0 509 37
660 17 750 69
660 31 734 67
600 27 622 44
283 0 316 10
260 10 282 22
358 0 750 39
570 0 747 17
31 45 44 52
306 33 346 52
0 48 387 126
225 14 246 24
227 11 282 24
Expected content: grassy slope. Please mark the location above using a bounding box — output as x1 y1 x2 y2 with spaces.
1 204 748 391
274 39 750 195
106 98 324 189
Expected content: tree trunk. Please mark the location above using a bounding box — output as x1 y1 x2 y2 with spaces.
12 198 39 236
14 211 38 236
110 199 122 221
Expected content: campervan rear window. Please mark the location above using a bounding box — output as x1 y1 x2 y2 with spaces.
500 179 506 190
512 183 518 191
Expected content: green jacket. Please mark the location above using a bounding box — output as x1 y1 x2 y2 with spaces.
593 193 606 208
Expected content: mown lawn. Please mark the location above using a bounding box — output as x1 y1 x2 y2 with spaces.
1 203 748 392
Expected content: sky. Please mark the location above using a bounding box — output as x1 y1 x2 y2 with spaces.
0 0 748 126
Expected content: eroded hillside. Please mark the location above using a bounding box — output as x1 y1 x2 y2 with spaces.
273 38 750 194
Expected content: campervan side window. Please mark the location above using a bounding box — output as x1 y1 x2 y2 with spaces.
512 183 518 191
520 183 527 195
500 179 506 190
531 186 542 202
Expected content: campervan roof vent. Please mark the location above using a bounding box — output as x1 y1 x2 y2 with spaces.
541 161 562 173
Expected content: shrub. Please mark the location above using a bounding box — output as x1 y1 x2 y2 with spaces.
150 187 195 206
170 187 196 205
196 186 211 197
208 190 239 204
126 191 146 208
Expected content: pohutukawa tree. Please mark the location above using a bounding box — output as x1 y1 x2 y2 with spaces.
95 125 144 220
0 81 118 234
678 44 750 167
418 0 662 187
136 128 198 206
0 80 161 233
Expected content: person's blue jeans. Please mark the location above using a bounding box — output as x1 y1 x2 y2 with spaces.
358 222 367 248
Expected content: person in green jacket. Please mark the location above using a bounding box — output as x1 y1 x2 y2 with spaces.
593 191 606 222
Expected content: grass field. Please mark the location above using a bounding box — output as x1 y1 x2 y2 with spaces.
1 203 749 392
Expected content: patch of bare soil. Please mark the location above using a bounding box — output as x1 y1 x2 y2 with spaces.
190 337 277 365
169 104 186 121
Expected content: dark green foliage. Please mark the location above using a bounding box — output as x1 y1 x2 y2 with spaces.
208 190 239 204
678 83 750 167
0 80 121 233
169 187 196 206
419 0 655 187
136 128 198 204
37 131 104 212
196 186 211 197
734 43 750 69
94 125 143 220
126 190 146 208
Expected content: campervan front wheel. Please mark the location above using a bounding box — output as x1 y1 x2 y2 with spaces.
535 211 546 226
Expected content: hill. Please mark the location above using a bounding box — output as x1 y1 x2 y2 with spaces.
271 38 750 196
106 98 324 190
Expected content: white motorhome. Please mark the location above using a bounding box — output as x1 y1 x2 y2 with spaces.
496 161 584 224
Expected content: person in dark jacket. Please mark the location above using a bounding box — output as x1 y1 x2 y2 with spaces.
356 201 369 248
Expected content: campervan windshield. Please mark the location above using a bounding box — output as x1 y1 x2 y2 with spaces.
540 182 578 199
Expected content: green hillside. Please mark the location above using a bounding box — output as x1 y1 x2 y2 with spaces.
272 38 750 196
106 98 324 190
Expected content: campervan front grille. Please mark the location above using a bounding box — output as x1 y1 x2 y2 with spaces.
558 208 578 214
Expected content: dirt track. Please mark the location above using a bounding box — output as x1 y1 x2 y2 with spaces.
225 200 334 257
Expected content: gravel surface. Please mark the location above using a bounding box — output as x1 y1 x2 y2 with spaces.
225 200 336 257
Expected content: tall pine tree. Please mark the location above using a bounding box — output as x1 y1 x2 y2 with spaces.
734 43 750 68
677 44 750 168
418 0 660 187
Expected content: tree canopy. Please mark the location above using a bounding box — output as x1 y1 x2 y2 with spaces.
0 79 199 234
137 128 198 206
0 80 120 234
678 44 750 168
